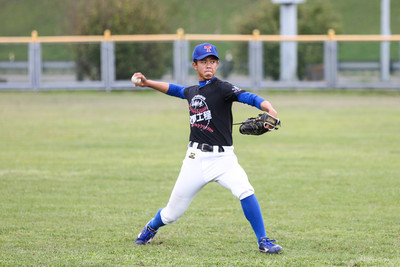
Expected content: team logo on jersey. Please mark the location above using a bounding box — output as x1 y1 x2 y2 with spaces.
189 95 214 132
232 85 242 93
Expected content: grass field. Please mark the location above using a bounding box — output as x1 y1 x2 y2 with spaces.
1 91 399 266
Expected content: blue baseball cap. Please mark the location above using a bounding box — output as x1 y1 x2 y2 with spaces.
192 43 219 61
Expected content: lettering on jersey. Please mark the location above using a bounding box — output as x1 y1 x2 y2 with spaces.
189 95 214 133
232 85 242 93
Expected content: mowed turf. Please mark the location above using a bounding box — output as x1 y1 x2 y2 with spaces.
0 91 399 266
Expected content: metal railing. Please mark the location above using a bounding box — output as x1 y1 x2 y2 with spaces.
0 29 399 91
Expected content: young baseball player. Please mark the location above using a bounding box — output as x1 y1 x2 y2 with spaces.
132 43 282 254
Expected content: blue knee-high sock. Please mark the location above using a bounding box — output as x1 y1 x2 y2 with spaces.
241 194 266 242
148 208 165 230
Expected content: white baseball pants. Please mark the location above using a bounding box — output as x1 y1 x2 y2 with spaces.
160 142 255 225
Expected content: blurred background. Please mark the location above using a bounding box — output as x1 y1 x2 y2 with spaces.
0 0 399 90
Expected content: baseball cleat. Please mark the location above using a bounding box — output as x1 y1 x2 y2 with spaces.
258 237 283 254
135 224 158 245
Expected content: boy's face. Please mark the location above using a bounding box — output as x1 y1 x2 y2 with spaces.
192 56 219 81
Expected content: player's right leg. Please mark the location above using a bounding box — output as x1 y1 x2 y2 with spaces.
135 222 158 245
135 209 163 245
159 151 206 224
135 148 206 245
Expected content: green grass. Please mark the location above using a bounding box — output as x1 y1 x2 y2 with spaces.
1 91 400 266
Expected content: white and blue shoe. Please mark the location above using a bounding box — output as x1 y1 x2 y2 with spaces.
258 237 282 254
135 224 158 245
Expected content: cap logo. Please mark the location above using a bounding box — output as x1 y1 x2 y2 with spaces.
192 43 219 61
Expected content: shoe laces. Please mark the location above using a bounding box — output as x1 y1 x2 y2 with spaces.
261 237 276 244
139 225 156 239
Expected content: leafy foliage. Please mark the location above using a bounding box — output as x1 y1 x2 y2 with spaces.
67 0 171 80
297 0 342 79
236 0 341 80
236 1 280 80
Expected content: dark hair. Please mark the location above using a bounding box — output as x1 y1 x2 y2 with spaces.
193 56 219 63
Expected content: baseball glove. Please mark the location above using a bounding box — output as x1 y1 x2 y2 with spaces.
238 113 281 135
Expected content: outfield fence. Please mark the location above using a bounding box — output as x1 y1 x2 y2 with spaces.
0 29 399 91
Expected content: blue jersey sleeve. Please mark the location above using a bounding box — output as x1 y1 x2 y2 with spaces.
237 92 265 110
167 83 186 99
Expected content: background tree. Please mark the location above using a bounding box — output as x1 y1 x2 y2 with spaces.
67 0 170 81
235 0 341 80
297 0 342 79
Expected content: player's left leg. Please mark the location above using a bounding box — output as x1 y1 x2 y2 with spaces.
215 152 282 254
241 195 282 254
240 194 266 241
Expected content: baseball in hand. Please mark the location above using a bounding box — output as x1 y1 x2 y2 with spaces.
131 75 141 85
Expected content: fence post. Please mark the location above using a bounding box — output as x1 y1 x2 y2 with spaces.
29 30 41 92
380 0 391 82
173 28 189 85
248 30 263 90
272 0 305 81
324 29 338 89
101 30 115 92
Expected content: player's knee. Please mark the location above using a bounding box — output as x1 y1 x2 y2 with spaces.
160 207 183 225
161 215 177 225
237 188 255 201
